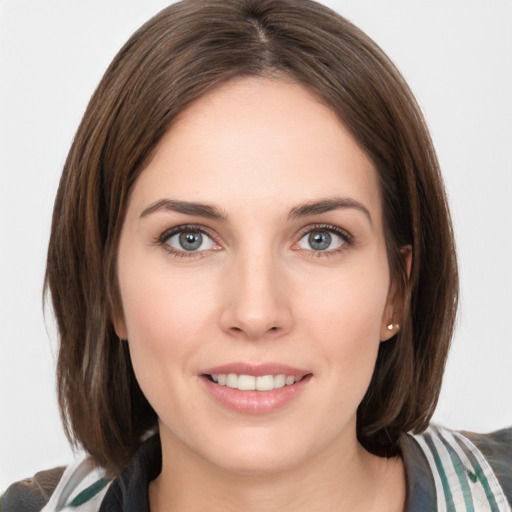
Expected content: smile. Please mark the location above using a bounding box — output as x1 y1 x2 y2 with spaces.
207 373 301 391
200 363 312 414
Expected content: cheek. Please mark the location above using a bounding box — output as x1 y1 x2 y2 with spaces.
296 262 389 341
117 256 219 385
118 263 222 426
119 244 215 334
294 259 389 392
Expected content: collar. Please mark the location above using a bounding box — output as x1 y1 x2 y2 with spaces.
399 432 437 511
99 435 160 512
99 432 436 511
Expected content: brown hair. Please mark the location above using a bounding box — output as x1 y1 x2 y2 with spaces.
45 0 458 474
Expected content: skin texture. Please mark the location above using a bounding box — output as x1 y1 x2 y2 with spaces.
116 77 407 511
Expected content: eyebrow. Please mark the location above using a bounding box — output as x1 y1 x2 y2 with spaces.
140 199 229 221
287 198 372 225
140 197 372 224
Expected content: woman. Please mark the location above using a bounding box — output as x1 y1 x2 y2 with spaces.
1 0 511 510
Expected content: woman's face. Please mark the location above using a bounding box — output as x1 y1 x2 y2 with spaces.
116 77 400 474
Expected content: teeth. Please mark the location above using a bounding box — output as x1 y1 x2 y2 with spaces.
285 375 295 386
238 374 256 390
273 374 286 389
226 373 238 388
256 375 274 391
210 373 301 391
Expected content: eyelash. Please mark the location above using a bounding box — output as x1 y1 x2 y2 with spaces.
154 224 219 259
294 224 354 258
154 223 354 259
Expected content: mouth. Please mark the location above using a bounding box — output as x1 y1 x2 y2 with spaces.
200 363 312 414
204 373 304 391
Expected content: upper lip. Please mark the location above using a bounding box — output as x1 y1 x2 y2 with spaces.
201 362 311 378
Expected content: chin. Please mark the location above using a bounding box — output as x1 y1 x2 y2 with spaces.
190 424 314 476
209 446 304 476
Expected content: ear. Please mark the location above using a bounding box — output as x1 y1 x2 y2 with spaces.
113 317 128 341
380 245 412 341
112 303 128 341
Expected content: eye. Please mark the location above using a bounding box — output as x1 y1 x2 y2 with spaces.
297 228 348 252
164 228 218 253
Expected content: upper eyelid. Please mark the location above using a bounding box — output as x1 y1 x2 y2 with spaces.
155 222 353 249
158 224 217 244
295 223 353 241
156 225 220 257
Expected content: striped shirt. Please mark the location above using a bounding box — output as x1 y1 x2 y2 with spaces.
2 425 511 511
404 425 512 511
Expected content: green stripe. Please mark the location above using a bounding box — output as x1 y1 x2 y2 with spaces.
424 433 457 512
439 436 475 512
453 435 501 512
67 477 110 507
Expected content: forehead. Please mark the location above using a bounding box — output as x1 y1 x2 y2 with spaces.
129 77 382 223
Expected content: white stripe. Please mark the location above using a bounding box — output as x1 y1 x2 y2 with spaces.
452 430 511 512
414 431 448 512
41 457 109 512
429 428 473 511
441 428 495 511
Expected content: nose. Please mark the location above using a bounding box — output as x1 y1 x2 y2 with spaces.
219 251 293 341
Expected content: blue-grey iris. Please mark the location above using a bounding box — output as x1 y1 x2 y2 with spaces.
179 231 203 251
309 231 331 250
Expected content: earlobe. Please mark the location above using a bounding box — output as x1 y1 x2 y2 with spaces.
112 304 128 340
110 290 128 340
380 322 400 342
113 316 128 340
380 244 412 342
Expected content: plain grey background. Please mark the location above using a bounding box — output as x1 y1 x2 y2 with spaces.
1 0 511 491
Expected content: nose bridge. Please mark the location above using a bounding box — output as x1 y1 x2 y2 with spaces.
220 241 291 340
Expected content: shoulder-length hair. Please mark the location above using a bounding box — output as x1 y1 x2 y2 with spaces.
46 0 458 475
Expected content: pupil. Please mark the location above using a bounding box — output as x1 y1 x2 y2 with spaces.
179 231 202 251
309 231 331 250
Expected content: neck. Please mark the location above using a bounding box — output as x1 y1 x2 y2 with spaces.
149 427 406 512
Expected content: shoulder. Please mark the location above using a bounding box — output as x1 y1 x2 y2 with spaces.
462 426 512 504
407 424 512 511
1 458 111 512
1 467 65 512
462 426 512 473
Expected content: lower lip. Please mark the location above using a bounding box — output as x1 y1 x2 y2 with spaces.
201 375 311 414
